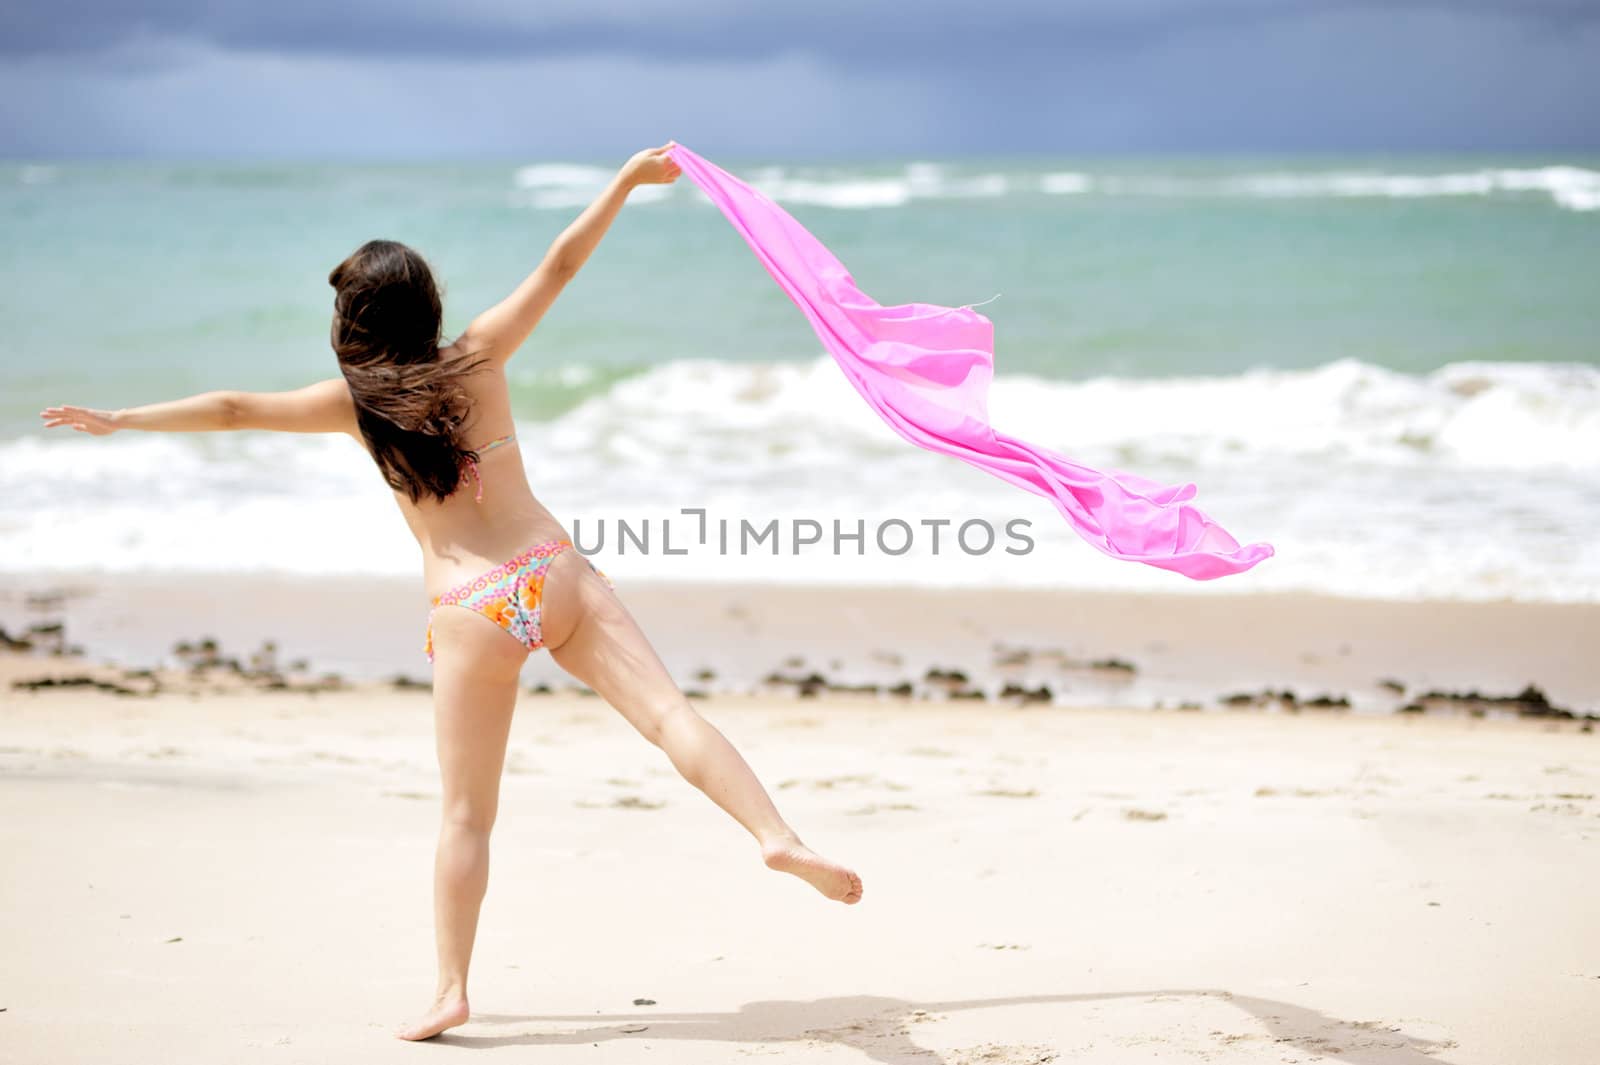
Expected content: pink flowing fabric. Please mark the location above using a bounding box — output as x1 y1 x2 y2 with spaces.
669 145 1274 580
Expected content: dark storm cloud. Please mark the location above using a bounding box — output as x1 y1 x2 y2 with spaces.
2 0 1596 156
4 0 1597 65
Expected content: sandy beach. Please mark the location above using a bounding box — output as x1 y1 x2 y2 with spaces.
2 582 1596 1065
6 12 1597 1061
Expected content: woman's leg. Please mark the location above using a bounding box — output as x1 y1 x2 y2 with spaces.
540 551 862 904
396 607 528 1041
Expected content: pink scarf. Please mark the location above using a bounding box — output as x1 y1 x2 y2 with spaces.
669 145 1274 580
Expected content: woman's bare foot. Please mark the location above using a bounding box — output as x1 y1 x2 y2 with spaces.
395 990 470 1041
762 837 863 904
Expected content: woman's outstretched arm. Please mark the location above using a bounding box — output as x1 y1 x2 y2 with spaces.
40 378 357 437
456 142 682 366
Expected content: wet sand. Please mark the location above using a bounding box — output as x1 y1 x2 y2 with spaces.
2 574 1596 715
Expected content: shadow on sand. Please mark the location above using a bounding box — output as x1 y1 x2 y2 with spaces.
456 988 1461 1063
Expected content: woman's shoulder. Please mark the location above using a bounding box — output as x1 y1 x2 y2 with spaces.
441 342 512 435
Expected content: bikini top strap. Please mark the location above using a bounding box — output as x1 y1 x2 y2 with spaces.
476 432 517 455
461 432 513 503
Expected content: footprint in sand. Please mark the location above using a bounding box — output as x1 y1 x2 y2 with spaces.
845 802 920 816
976 787 1038 799
612 796 665 810
1253 786 1334 798
779 773 879 791
952 1043 1059 1064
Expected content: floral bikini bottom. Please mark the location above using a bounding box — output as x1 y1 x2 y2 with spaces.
424 539 610 662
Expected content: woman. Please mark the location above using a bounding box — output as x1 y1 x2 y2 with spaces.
39 142 862 1042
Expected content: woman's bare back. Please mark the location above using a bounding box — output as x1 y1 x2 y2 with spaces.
389 350 570 600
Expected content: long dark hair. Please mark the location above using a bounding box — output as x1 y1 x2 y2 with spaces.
329 239 487 503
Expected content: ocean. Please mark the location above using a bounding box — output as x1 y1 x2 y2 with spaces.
1 156 1596 601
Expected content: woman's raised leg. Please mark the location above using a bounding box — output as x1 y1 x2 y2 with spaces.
540 551 862 904
396 607 528 1041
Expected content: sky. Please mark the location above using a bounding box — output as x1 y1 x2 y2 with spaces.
2 1 1597 159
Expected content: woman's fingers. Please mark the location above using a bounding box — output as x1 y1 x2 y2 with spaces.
40 405 114 434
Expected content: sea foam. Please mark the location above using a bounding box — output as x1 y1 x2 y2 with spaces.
509 160 1600 213
3 359 1596 601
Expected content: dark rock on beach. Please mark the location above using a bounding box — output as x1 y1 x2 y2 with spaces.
174 637 227 670
994 646 1140 675
1396 684 1590 721
924 667 982 700
999 682 1053 704
8 620 70 655
11 674 149 697
248 641 279 675
763 670 828 697
1219 689 1309 710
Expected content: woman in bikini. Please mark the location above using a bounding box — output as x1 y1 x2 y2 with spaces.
39 142 862 1042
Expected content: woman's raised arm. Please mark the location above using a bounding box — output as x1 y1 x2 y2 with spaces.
456 142 681 365
40 378 357 437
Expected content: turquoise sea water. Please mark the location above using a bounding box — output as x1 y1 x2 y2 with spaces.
2 157 1596 425
1 156 1597 599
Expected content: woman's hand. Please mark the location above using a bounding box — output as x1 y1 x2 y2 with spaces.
623 142 682 188
40 405 120 435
